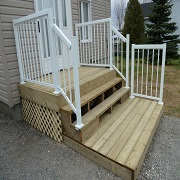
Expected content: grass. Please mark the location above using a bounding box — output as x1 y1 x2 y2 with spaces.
163 59 180 118
114 56 180 118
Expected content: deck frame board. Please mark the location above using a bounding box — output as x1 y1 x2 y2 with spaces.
82 98 163 180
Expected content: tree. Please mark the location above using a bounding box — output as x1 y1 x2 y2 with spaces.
113 0 126 31
122 0 145 45
146 0 180 61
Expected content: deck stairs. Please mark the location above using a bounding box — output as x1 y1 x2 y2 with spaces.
60 69 129 143
60 68 163 180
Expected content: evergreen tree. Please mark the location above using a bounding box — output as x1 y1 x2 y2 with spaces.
146 0 180 61
122 0 145 45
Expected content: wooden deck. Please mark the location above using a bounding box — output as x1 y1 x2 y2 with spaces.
19 66 163 179
63 97 163 180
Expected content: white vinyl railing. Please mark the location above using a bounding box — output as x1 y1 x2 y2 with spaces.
13 8 84 130
111 27 130 88
76 18 111 67
76 18 130 88
130 44 166 104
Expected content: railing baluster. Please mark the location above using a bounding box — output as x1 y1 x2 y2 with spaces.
112 32 115 66
26 22 34 80
67 48 72 102
156 49 160 97
94 25 97 64
42 17 49 83
16 25 25 82
117 37 119 70
32 20 40 82
29 21 37 81
91 25 94 64
85 40 87 64
146 49 149 95
107 23 110 65
137 49 140 93
141 49 144 95
150 49 155 96
19 25 27 79
22 23 31 80
36 18 44 82
97 24 99 64
100 23 103 63
121 40 123 74
104 23 106 65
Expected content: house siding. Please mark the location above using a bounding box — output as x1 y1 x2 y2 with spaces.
0 0 111 108
71 0 111 34
0 0 34 107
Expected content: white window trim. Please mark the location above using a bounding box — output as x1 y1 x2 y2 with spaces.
80 0 92 43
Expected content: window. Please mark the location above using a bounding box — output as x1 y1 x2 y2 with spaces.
80 0 91 42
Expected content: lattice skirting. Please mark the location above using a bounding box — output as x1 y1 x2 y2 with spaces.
21 98 62 143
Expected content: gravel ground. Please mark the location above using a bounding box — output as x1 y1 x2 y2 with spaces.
0 113 180 180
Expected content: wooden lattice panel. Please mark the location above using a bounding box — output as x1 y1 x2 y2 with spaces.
21 98 62 143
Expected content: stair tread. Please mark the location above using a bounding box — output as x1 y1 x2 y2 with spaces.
61 77 122 113
71 87 129 130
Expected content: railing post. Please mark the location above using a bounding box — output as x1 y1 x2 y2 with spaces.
48 8 60 94
109 18 113 70
13 21 26 84
71 36 84 130
125 34 130 89
130 44 135 99
158 43 166 105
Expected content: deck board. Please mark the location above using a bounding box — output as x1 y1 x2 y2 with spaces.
21 67 113 94
83 97 163 179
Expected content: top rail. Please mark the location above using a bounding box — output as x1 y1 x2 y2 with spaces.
133 44 166 49
13 9 50 25
76 18 110 27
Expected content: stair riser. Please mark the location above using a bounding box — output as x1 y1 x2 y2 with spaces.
79 70 116 96
55 70 117 109
80 90 130 143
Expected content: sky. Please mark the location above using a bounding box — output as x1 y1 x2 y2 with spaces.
111 0 128 29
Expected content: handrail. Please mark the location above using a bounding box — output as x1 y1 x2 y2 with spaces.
52 24 71 50
112 27 127 43
111 26 130 88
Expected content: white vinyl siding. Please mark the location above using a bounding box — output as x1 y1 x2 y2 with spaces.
71 0 111 35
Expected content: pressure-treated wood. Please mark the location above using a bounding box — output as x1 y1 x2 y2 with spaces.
19 67 116 112
61 77 122 113
19 66 163 180
65 97 163 180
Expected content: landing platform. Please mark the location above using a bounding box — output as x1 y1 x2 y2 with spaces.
63 98 163 180
19 67 116 112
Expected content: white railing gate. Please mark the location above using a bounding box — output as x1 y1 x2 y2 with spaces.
130 44 166 104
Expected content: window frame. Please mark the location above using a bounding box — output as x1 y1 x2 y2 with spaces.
80 0 92 43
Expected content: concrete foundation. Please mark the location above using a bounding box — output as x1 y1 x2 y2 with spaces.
0 101 23 121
